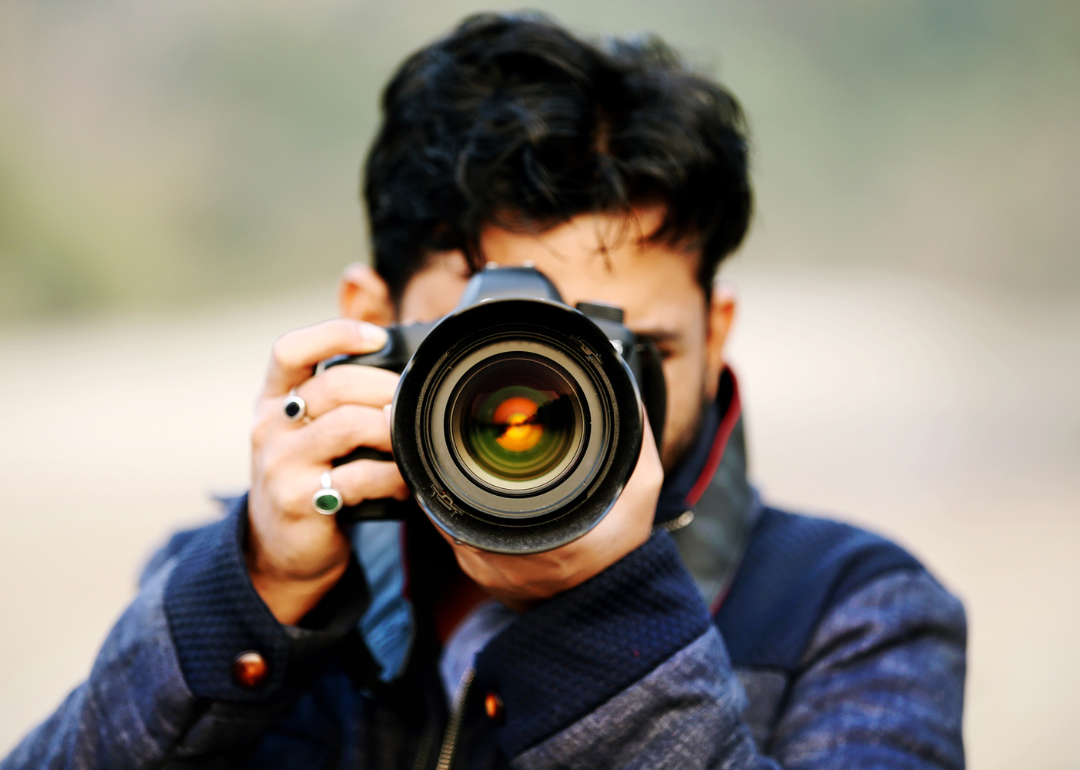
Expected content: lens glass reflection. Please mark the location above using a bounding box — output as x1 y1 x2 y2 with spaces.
454 357 581 487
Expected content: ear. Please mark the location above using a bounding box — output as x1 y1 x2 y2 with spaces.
338 262 395 325
703 281 737 401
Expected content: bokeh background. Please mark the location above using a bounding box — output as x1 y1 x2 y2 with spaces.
1 1 1077 766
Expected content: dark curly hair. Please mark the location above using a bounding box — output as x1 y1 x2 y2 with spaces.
364 12 753 301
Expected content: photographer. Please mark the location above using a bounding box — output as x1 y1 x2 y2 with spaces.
2 13 966 770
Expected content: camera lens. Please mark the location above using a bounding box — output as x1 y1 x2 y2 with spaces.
391 294 644 551
450 356 584 492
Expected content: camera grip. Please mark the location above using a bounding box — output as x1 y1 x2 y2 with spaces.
315 321 434 377
315 346 399 375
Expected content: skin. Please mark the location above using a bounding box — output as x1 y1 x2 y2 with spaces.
247 207 736 623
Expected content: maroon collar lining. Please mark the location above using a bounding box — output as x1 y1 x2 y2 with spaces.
686 368 743 508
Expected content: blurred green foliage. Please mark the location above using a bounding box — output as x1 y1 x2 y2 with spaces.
1 0 1077 323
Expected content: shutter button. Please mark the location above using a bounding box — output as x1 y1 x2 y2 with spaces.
232 651 269 689
484 691 505 723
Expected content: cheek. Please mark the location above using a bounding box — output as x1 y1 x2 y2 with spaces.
658 355 706 446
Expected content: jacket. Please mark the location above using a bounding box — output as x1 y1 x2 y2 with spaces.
1 370 967 769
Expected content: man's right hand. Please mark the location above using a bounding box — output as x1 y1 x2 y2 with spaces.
246 319 409 625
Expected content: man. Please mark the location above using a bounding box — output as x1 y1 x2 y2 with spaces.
3 13 966 769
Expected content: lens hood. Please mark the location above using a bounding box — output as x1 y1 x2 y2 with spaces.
390 297 643 554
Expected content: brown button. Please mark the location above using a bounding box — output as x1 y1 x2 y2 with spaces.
484 691 505 723
232 651 269 689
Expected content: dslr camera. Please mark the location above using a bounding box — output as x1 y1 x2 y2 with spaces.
317 265 666 554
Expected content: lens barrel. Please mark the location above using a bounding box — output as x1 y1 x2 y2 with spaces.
390 298 643 554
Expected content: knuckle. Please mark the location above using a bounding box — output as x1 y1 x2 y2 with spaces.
251 421 268 448
273 477 310 519
270 337 293 370
251 410 276 446
263 473 290 509
270 331 309 373
504 572 535 592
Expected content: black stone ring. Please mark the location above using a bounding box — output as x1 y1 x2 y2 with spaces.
283 388 307 422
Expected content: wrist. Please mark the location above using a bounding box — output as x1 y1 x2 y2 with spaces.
247 548 351 626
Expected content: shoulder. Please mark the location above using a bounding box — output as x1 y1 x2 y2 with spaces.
716 506 962 672
805 566 966 667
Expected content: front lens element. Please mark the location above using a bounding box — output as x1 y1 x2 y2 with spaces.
452 356 584 490
491 395 545 453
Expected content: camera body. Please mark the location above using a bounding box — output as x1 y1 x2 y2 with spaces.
317 265 666 554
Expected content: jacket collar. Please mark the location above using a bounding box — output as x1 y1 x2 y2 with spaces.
657 368 760 610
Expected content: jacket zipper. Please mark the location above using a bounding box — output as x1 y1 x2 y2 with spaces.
435 666 475 770
412 715 437 770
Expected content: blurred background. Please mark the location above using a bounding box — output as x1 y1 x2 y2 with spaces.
0 1 1077 766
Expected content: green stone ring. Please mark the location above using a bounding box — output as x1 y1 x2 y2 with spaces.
312 471 343 516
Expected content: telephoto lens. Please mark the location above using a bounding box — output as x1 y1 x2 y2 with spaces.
320 266 664 554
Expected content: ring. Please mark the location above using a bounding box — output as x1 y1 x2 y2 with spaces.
312 471 343 516
283 388 307 422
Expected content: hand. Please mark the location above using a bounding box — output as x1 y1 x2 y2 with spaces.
247 319 410 625
440 415 664 612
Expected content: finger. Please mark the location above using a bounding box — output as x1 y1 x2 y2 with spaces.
584 413 661 543
297 404 395 461
292 363 400 419
628 413 663 493
265 319 389 397
330 459 410 505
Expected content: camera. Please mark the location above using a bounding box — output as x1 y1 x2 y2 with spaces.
317 265 666 554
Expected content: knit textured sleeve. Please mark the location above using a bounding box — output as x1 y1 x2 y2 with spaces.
1 498 371 769
163 496 367 703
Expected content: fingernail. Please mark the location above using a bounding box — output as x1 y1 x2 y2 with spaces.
383 404 392 428
361 323 389 348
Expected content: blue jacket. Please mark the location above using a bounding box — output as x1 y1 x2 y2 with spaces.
2 372 966 768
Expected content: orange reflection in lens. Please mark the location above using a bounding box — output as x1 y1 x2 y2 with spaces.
493 396 543 452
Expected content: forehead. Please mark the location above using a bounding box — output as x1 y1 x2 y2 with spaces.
398 208 706 329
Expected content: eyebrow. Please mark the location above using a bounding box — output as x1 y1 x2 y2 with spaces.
632 327 682 347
